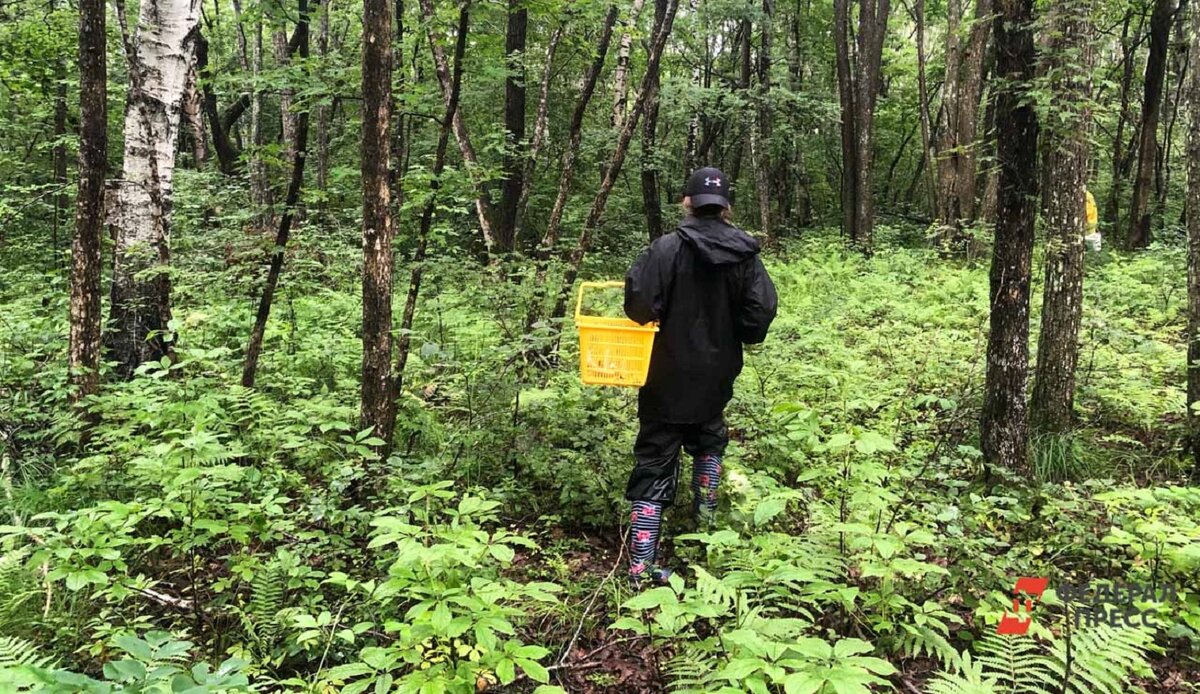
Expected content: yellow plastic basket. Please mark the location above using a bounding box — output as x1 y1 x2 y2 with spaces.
575 281 658 387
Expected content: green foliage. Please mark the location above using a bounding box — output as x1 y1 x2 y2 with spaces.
928 625 1155 694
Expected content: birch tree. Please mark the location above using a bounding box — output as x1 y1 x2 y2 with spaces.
107 0 201 376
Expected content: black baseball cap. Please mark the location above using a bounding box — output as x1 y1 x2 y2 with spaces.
684 166 732 209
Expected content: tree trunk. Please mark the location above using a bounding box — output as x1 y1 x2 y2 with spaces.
611 0 647 134
419 0 496 254
361 0 395 450
642 0 667 240
834 0 890 254
514 15 567 244
914 0 937 218
107 0 200 377
68 0 107 402
1106 8 1140 231
53 58 68 264
315 0 333 217
934 0 991 238
1157 0 1191 232
1186 0 1200 482
242 0 310 389
495 0 527 252
533 4 620 259
542 0 680 337
396 5 469 394
1129 0 1172 249
981 0 1038 475
753 0 774 238
1031 0 1092 433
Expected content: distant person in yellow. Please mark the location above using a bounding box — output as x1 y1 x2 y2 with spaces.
1085 189 1102 251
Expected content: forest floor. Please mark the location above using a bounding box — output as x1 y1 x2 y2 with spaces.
1 225 1198 692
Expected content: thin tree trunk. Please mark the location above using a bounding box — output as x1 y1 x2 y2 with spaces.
935 0 991 238
642 0 667 240
753 0 774 238
981 0 1038 475
53 55 68 264
1158 0 1191 231
360 0 395 451
495 0 528 252
68 0 107 402
395 4 469 394
107 0 200 377
315 0 332 217
542 0 681 338
183 55 207 167
418 0 496 254
533 4 620 259
1031 0 1092 433
242 0 310 388
611 0 648 135
522 5 620 336
514 14 568 244
1186 0 1200 482
1129 0 1172 249
914 0 937 218
1106 8 1140 230
834 0 857 241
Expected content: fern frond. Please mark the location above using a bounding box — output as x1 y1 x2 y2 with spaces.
1046 623 1153 694
926 651 1001 694
0 636 53 669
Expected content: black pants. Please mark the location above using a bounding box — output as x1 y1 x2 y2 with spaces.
626 416 729 506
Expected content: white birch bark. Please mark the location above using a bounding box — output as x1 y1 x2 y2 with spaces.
108 0 201 373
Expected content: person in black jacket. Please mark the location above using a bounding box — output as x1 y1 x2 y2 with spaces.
623 167 778 585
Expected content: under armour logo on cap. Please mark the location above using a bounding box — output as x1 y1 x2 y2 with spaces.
685 166 732 209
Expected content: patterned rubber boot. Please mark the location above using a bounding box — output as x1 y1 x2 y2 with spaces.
629 500 671 588
691 455 722 528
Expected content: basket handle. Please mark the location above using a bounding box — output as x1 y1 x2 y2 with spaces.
575 281 626 322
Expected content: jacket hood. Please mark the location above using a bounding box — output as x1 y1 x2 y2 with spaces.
677 215 761 265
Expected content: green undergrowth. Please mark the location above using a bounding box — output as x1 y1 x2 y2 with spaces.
0 226 1197 691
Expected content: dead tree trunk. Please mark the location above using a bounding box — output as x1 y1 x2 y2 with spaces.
360 0 395 449
914 0 937 218
396 5 469 394
68 0 107 402
1186 0 1200 482
1129 0 1172 249
495 0 528 252
242 0 310 388
981 0 1038 476
107 0 200 377
834 0 891 254
1031 0 1092 433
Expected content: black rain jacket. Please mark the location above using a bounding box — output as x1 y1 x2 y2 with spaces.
624 214 778 423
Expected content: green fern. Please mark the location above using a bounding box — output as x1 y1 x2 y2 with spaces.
925 651 1000 694
0 636 53 669
928 625 1153 694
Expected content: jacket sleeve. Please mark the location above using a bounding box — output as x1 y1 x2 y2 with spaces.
624 237 673 324
736 255 778 344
